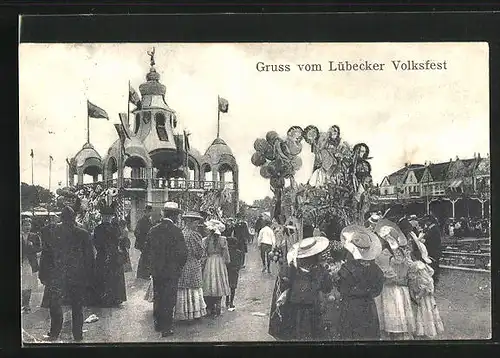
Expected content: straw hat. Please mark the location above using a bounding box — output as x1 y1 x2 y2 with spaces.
286 236 330 263
205 219 226 235
375 218 408 248
163 202 182 213
182 211 203 220
340 225 382 261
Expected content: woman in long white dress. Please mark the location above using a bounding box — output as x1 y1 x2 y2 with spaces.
374 224 416 340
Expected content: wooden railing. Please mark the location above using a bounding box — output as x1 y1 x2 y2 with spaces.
441 250 490 271
79 179 236 191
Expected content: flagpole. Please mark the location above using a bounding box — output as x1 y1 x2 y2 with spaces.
217 96 220 138
49 156 52 193
31 152 34 186
87 101 90 144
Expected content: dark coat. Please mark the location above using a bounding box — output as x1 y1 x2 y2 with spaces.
337 260 384 340
233 221 249 253
148 219 188 280
423 223 442 281
269 262 333 341
135 215 153 279
134 215 152 251
22 232 42 272
93 222 127 305
39 222 95 304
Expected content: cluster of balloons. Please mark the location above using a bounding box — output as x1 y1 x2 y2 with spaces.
250 128 304 190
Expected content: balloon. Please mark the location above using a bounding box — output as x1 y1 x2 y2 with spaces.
260 165 273 179
286 139 302 156
266 131 280 144
251 152 267 167
264 147 276 160
254 138 270 153
291 156 303 171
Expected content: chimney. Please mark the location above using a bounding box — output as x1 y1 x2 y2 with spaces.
456 155 459 161
473 152 476 159
450 158 452 162
478 153 481 159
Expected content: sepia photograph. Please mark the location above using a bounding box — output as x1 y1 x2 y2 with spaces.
19 42 491 343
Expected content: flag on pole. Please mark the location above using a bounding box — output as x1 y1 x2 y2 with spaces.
87 100 109 120
184 130 191 151
114 124 128 147
218 96 229 113
30 149 34 158
49 155 53 161
129 84 142 109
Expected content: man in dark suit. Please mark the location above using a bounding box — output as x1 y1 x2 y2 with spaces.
233 215 250 268
148 202 188 337
135 205 153 279
39 206 95 342
422 216 443 285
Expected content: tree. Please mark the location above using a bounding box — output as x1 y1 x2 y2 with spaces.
21 182 55 211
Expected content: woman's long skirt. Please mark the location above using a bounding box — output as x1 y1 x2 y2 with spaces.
375 284 416 338
202 255 230 297
21 259 38 291
414 295 444 338
174 288 207 321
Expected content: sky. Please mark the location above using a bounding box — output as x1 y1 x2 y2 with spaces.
19 43 489 204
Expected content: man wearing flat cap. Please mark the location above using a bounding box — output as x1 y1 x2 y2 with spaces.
38 206 95 342
148 202 188 337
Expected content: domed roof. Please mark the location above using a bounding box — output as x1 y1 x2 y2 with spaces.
188 147 203 163
203 138 236 167
73 142 102 168
139 67 166 97
124 137 152 166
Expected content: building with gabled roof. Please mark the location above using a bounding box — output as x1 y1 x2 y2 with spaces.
376 154 490 220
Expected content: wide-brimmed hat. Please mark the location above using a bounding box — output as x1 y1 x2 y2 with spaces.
340 225 382 261
182 211 204 220
375 218 408 248
286 236 330 263
163 202 182 213
205 219 226 235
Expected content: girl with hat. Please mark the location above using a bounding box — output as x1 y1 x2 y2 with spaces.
174 212 207 322
268 236 333 341
407 231 444 339
374 220 416 340
336 225 384 340
202 219 231 317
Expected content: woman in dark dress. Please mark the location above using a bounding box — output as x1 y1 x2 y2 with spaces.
337 225 384 340
93 208 127 307
268 236 333 341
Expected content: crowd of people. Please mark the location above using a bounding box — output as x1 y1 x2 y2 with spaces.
21 200 250 341
261 211 444 341
444 217 490 238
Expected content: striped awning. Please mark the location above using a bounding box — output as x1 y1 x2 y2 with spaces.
449 179 463 188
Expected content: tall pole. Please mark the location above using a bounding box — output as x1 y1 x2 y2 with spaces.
49 156 52 193
87 110 90 143
48 156 52 217
217 96 220 138
31 153 34 186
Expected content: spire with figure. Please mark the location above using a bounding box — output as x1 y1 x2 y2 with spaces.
147 47 156 67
